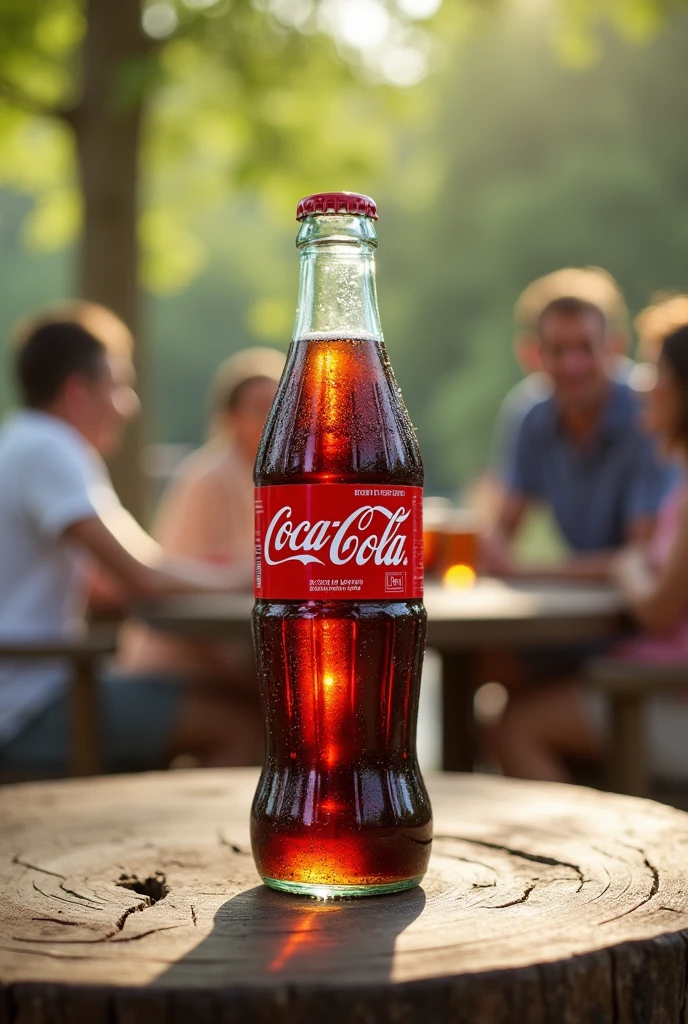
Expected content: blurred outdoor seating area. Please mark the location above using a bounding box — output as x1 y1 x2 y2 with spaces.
2 0 688 813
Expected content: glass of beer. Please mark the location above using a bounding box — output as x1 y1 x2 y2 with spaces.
439 509 480 589
423 498 451 577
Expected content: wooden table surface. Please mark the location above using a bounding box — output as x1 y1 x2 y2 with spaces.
139 581 626 773
139 579 626 649
2 769 688 1023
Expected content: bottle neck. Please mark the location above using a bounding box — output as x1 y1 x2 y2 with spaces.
292 214 383 342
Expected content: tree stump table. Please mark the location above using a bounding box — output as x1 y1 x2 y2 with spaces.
2 771 688 1023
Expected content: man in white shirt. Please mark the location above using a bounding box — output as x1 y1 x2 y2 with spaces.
0 302 258 773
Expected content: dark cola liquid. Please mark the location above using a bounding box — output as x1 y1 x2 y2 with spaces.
252 336 432 894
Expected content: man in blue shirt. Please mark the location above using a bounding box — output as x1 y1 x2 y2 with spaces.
486 294 671 578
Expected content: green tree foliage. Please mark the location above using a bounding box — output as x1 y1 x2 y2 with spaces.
1 0 680 289
1 1 688 498
143 6 688 487
381 8 688 492
148 4 688 492
0 0 437 290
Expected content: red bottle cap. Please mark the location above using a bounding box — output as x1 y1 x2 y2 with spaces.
296 192 378 221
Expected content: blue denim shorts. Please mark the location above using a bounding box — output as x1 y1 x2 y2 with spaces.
0 673 184 774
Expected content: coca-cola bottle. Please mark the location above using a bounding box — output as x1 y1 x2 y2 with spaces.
251 191 432 898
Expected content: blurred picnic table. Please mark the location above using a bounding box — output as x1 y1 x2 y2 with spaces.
140 580 627 772
0 630 117 778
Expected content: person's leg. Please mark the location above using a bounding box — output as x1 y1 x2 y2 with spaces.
166 684 263 767
101 673 263 770
488 679 603 782
0 676 263 776
478 642 616 703
476 650 529 692
0 695 69 775
647 695 688 786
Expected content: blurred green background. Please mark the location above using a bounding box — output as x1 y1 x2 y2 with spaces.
0 0 687 504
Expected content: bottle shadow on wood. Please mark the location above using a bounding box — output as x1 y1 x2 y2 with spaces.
152 883 426 1019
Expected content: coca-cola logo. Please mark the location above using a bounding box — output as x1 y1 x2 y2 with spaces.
263 505 410 568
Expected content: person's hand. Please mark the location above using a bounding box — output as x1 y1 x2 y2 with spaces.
609 549 626 585
610 546 646 591
156 555 255 595
212 558 255 593
481 531 519 578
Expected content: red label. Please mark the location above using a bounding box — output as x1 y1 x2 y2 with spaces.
254 484 423 600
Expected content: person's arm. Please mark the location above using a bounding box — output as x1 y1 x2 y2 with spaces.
513 551 615 582
484 409 662 582
67 515 251 602
623 428 672 545
557 437 667 588
613 499 688 632
626 515 656 547
153 463 229 559
19 435 249 605
481 397 543 577
482 492 529 576
502 508 657 583
485 498 617 582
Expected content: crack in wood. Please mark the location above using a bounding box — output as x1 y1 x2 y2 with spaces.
31 917 83 927
115 900 149 934
487 884 536 909
32 882 98 911
6 774 688 1019
11 898 149 945
60 883 106 905
12 854 66 879
462 860 498 874
7 873 183 950
612 841 661 899
435 835 586 884
598 854 660 925
644 856 660 901
434 849 498 877
586 864 612 900
116 872 169 904
217 832 250 855
110 925 182 944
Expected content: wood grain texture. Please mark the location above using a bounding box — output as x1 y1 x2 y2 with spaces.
2 770 688 1022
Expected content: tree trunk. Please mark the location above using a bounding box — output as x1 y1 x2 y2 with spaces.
75 0 147 521
5 771 688 1022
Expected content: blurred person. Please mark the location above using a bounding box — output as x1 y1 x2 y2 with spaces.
491 267 634 486
635 293 688 358
0 303 257 776
484 291 672 580
119 347 284 677
491 300 688 782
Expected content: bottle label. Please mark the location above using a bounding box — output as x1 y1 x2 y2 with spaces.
254 484 423 600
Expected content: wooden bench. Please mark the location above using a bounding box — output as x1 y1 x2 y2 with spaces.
587 659 688 797
0 630 117 778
